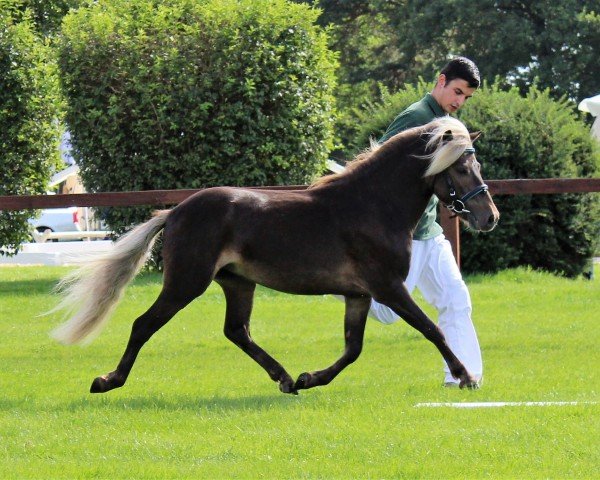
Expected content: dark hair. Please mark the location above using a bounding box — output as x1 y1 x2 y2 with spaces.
440 56 480 88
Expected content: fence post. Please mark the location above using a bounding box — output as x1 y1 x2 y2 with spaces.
439 207 460 268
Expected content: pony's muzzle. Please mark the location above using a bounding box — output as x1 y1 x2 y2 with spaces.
483 213 499 231
466 207 499 232
476 211 499 232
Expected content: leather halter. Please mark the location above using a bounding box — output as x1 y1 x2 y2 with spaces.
444 148 489 214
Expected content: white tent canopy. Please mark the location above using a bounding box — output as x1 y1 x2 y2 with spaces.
578 94 600 141
578 94 600 116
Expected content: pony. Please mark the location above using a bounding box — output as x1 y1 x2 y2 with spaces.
51 116 499 395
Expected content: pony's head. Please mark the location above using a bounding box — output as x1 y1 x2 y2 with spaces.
423 117 499 232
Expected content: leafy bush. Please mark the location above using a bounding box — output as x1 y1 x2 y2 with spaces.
59 0 336 235
354 83 599 277
346 80 431 158
459 85 599 277
0 8 63 253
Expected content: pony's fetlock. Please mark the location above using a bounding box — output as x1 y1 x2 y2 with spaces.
449 362 468 380
294 372 313 390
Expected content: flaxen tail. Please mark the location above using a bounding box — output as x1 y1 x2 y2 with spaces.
50 210 171 345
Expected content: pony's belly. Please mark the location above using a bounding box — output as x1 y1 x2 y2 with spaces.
223 262 368 296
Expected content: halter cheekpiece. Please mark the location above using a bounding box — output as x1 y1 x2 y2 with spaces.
444 147 488 214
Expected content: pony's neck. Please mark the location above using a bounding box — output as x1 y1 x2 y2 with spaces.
372 140 436 232
319 136 436 234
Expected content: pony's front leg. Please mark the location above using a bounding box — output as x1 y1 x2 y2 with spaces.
294 295 370 391
374 282 478 389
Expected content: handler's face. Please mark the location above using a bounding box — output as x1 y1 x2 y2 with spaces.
437 77 476 113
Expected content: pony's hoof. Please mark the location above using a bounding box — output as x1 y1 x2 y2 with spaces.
90 374 123 393
459 378 480 390
90 376 108 393
278 380 298 395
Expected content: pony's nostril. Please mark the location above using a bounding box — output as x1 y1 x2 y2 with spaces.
487 214 497 228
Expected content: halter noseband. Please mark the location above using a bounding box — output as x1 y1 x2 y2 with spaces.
444 147 489 215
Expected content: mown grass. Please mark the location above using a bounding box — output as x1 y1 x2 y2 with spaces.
0 265 598 479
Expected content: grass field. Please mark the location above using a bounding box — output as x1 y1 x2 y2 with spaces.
0 265 598 479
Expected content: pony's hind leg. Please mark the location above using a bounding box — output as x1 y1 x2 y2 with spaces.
90 286 202 394
217 273 297 395
89 207 228 394
294 295 371 391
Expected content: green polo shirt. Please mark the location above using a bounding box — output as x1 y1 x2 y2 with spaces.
379 93 446 240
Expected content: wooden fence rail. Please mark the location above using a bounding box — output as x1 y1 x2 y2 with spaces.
1 178 599 266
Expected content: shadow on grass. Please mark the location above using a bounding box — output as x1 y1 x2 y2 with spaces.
0 278 58 296
64 392 301 413
0 271 163 297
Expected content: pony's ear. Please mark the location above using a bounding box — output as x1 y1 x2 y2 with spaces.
470 131 482 143
442 130 454 142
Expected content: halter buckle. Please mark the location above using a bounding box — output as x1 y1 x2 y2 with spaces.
446 199 470 214
443 172 488 215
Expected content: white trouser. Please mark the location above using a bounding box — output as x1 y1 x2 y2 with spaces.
369 234 482 384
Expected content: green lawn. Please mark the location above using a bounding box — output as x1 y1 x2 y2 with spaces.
0 265 598 479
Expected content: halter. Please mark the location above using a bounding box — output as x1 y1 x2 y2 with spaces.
444 147 489 215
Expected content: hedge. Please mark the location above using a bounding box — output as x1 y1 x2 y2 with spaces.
58 0 337 235
352 83 600 277
0 7 63 253
459 85 599 277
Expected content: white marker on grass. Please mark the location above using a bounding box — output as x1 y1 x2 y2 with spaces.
415 401 598 408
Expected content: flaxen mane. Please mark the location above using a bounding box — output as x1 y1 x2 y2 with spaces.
421 117 472 177
310 138 381 188
311 117 472 187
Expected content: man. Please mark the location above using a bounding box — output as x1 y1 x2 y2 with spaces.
369 56 483 387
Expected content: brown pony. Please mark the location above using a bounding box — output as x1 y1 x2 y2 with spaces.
51 117 499 395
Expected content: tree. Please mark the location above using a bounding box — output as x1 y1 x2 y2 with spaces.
298 0 600 154
0 8 63 253
451 1 600 102
308 0 599 100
